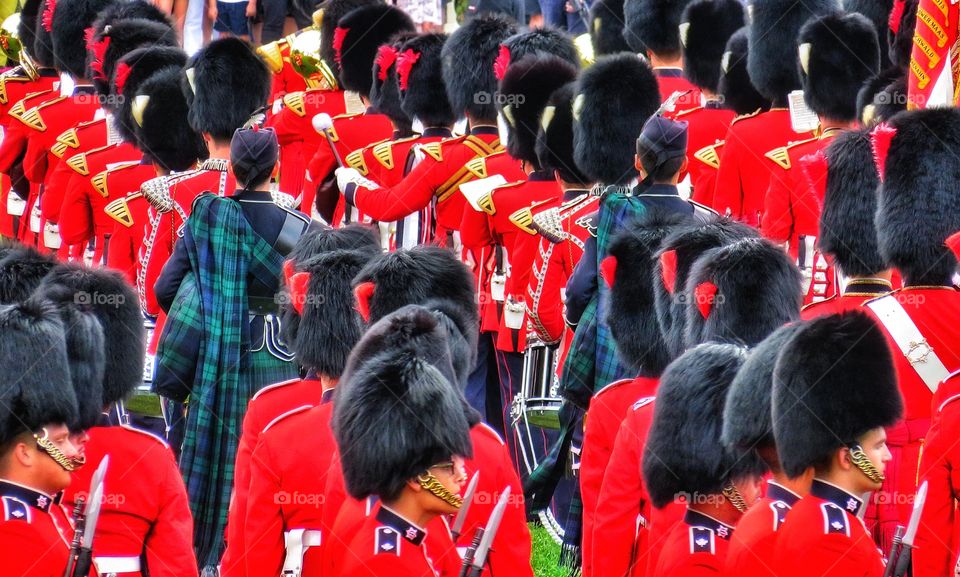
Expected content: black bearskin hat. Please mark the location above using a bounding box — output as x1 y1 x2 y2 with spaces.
334 5 415 98
132 66 209 173
623 0 693 57
0 245 56 303
0 298 77 445
32 0 55 68
574 53 661 185
442 14 518 121
354 245 479 332
319 0 383 79
680 0 744 93
370 33 417 133
857 68 907 126
111 46 187 144
877 108 960 285
590 0 631 56
334 306 473 501
719 27 770 115
292 249 377 376
747 0 835 104
643 343 765 508
498 27 580 74
536 83 589 185
185 37 271 141
843 0 894 69
50 0 120 78
819 129 886 278
654 217 757 359
607 209 692 375
798 12 880 122
18 0 43 62
773 311 902 477
398 34 455 128
684 237 802 349
889 0 918 70
498 55 578 166
38 265 144 409
86 4 176 97
722 322 802 454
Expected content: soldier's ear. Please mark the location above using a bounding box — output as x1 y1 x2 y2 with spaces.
680 157 688 175
634 154 645 176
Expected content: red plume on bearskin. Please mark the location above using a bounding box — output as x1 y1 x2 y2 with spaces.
694 281 718 319
396 48 419 91
289 272 310 315
660 249 677 294
375 45 398 82
332 26 348 63
494 45 511 80
41 0 55 32
354 281 375 322
871 121 897 182
947 231 960 261
600 255 617 288
89 35 111 79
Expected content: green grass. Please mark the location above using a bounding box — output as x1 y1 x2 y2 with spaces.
530 523 567 577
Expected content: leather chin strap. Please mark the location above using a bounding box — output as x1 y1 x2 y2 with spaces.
417 472 463 508
34 428 81 472
849 445 884 484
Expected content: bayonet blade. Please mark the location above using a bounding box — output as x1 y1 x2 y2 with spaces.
80 456 109 549
902 481 928 547
472 486 510 569
451 472 480 539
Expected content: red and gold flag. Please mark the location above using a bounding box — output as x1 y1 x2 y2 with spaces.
908 0 960 108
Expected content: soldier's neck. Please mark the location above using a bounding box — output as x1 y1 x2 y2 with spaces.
205 140 232 160
383 497 435 529
648 52 682 70
819 117 855 132
688 498 741 526
771 471 812 498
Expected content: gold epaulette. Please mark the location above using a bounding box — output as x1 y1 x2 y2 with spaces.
763 136 819 170
730 108 762 125
51 127 80 159
0 75 29 105
509 198 554 235
464 156 488 179
257 40 286 73
476 191 496 215
282 91 306 117
104 191 141 228
65 152 89 175
344 148 369 175
15 103 47 131
373 136 414 170
463 134 501 157
693 142 723 169
420 141 444 162
92 162 139 198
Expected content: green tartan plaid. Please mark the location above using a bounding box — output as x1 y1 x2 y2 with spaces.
156 194 294 568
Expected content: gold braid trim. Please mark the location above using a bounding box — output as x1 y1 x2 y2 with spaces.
722 482 748 513
850 445 884 483
417 472 463 508
34 428 80 471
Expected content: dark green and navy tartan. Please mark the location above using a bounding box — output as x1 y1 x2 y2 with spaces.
155 194 295 568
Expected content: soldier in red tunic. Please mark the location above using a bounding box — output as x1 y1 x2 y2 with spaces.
712 0 833 227
0 299 82 577
761 13 880 305
38 265 197 577
331 306 474 577
772 311 902 577
868 107 960 562
622 0 701 113
644 343 765 577
722 324 811 577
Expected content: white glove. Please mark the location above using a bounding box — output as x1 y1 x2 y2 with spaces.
336 167 380 193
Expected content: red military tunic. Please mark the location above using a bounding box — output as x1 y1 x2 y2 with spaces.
242 393 336 577
914 372 960 577
712 108 810 227
344 128 454 189
21 86 100 189
221 376 325 577
724 481 801 577
861 286 960 550
347 127 505 245
773 480 885 577
800 279 893 320
580 376 658 577
651 509 736 577
40 117 109 225
336 505 443 577
102 165 161 284
0 479 71 577
670 104 735 207
654 68 701 115
62 425 197 577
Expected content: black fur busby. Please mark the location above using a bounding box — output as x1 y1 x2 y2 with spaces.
334 5 415 98
0 245 56 303
0 299 77 444
370 33 416 133
773 311 903 477
857 68 907 125
499 27 580 71
88 18 177 99
819 129 886 278
398 34 455 128
722 322 802 454
32 0 56 68
354 245 479 331
680 0 744 93
877 108 960 286
843 0 894 69
654 217 758 359
132 66 209 173
186 37 271 141
111 46 188 144
50 0 120 78
642 343 765 508
38 265 144 409
293 249 377 376
334 306 474 501
442 14 518 121
889 0 918 70
623 0 693 57
574 53 661 185
589 0 631 56
718 27 770 115
536 83 588 185
18 0 43 63
288 223 380 267
607 209 692 376
684 237 802 349
499 55 578 166
747 0 836 105
798 12 880 122
319 0 383 79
